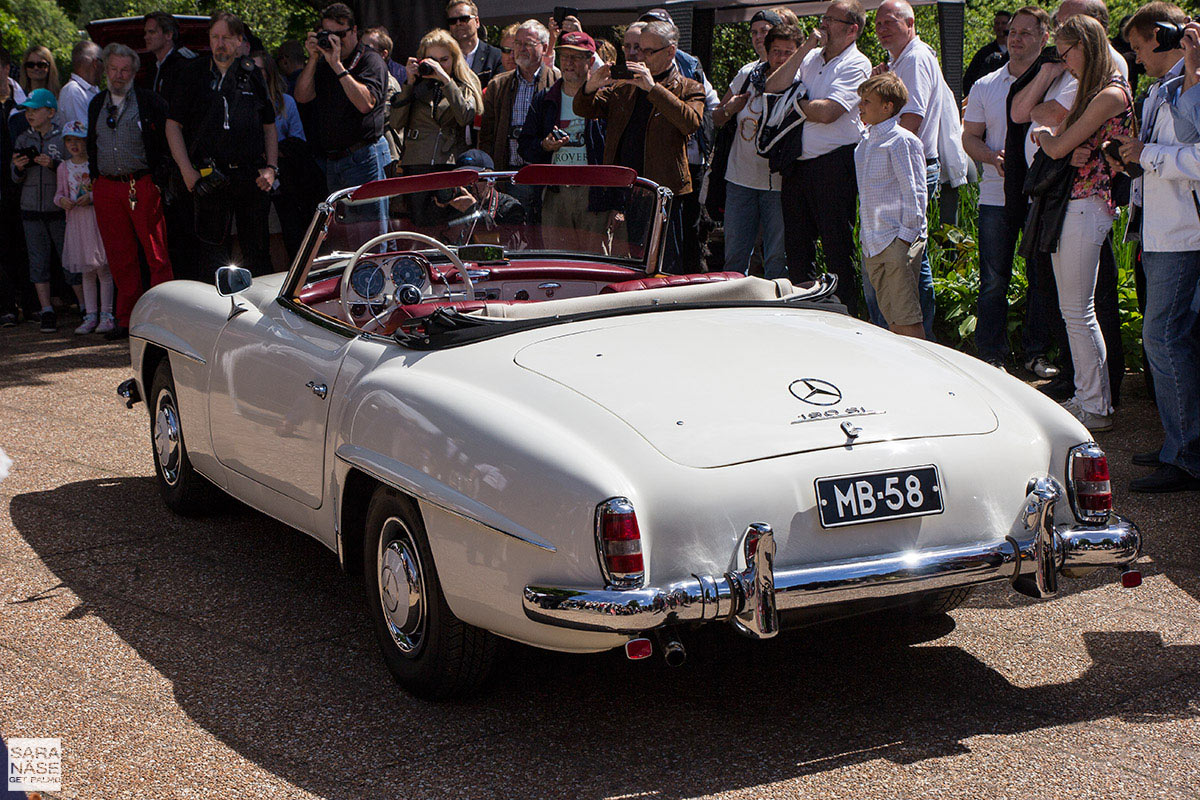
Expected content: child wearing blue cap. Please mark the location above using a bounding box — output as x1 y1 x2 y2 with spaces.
55 120 113 334
12 87 81 333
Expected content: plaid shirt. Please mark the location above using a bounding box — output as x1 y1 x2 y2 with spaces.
854 116 927 259
508 67 542 167
95 91 149 176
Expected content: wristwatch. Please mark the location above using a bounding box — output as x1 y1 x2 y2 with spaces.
336 69 351 79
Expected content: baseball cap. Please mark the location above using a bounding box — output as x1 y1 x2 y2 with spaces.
62 120 88 139
639 8 673 23
456 149 494 171
556 31 596 54
19 88 57 110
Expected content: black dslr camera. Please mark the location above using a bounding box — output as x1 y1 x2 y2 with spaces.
316 29 335 51
417 61 435 77
1153 21 1188 52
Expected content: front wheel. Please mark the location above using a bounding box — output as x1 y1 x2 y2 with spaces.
149 359 219 515
363 487 498 699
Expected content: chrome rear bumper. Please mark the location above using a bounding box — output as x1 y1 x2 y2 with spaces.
522 478 1141 638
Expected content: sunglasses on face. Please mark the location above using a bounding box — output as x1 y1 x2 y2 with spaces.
499 45 514 54
447 15 474 24
639 45 668 55
25 61 49 70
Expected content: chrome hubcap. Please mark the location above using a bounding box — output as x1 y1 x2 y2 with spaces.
378 517 426 655
154 394 182 486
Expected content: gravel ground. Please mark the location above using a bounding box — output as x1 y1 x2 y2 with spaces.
1 320 1198 800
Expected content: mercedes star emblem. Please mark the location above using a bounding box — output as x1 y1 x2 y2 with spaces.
789 378 843 406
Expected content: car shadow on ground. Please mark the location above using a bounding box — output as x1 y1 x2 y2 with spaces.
9 477 1200 800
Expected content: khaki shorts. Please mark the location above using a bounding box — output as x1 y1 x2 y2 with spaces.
863 237 926 327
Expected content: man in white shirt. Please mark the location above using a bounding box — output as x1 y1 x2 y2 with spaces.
962 6 1052 373
872 0 953 338
56 40 102 128
764 0 871 314
1109 11 1200 492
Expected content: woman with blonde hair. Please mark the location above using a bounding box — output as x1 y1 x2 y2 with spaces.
393 29 482 168
20 46 60 97
1032 14 1135 432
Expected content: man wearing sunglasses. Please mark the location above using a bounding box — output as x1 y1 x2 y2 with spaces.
295 1 389 223
447 1 503 86
85 42 174 340
764 0 872 314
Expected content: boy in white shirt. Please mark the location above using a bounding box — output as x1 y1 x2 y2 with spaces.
854 73 927 339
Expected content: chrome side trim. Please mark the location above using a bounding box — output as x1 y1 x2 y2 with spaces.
523 484 1141 636
128 328 207 365
335 445 556 552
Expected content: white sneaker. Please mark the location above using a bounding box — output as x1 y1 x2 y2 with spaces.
74 313 98 335
1060 397 1113 432
96 313 116 334
1025 356 1061 379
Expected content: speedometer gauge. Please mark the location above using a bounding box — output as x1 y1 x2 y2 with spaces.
390 256 427 290
350 261 385 299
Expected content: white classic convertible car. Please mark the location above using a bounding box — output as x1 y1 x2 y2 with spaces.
118 166 1142 699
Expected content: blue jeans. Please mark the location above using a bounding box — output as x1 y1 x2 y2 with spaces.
723 181 787 279
324 136 390 227
864 162 937 338
1141 250 1200 478
975 204 1020 362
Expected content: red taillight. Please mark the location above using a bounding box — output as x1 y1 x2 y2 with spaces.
1121 569 1142 588
596 497 644 588
625 638 653 660
1069 444 1112 522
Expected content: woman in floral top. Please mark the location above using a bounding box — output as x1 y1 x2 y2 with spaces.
1033 14 1135 432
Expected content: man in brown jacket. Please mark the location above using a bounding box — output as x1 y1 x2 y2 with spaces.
479 20 559 186
574 19 705 273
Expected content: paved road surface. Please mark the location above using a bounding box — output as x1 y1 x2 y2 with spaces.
1 324 1198 799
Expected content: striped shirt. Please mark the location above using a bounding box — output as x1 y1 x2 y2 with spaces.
95 91 149 176
854 116 927 259
508 67 541 167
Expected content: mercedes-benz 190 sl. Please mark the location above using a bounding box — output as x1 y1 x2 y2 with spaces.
117 165 1142 699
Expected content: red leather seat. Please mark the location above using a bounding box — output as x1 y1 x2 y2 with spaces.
297 275 342 305
598 271 746 294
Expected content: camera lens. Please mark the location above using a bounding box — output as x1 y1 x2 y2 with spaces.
418 62 434 77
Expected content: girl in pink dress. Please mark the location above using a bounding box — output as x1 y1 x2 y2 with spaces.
55 120 114 335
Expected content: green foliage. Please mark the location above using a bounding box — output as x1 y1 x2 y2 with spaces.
68 0 314 53
1 0 79 69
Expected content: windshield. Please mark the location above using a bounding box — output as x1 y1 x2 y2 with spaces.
311 171 663 271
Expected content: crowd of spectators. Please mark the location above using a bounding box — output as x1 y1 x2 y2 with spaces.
0 0 1197 493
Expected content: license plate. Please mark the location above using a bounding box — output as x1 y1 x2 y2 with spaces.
815 465 944 528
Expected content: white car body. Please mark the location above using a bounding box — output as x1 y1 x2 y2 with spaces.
119 167 1141 696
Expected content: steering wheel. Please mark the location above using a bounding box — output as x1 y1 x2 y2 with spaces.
339 230 475 332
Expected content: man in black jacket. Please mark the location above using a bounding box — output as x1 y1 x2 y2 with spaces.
144 11 196 97
517 32 608 251
447 1 504 86
964 10 1011 94
86 43 173 339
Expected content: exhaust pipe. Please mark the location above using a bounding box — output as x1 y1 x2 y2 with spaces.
656 629 687 667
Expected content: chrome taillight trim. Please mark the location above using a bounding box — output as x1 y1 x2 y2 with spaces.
595 496 644 590
1068 442 1112 524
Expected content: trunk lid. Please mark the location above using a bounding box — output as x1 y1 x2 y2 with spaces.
513 309 998 468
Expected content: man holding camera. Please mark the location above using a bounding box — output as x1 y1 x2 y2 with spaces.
165 12 277 280
295 2 388 212
517 31 609 252
575 19 705 273
1107 7 1200 492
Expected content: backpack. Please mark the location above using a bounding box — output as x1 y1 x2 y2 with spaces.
756 79 807 174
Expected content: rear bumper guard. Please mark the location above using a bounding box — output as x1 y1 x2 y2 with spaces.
522 478 1141 638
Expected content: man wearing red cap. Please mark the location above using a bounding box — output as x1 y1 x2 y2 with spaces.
517 31 609 251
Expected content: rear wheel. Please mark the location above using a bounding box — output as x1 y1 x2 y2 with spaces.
149 359 220 515
363 486 498 699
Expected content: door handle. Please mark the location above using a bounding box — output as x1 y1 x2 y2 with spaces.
306 381 327 399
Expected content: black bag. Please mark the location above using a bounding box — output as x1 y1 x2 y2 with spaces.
756 80 807 175
704 72 752 223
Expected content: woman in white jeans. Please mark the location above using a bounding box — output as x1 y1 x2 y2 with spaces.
1033 15 1134 432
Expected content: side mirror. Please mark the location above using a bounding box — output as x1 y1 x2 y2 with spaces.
216 265 252 297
